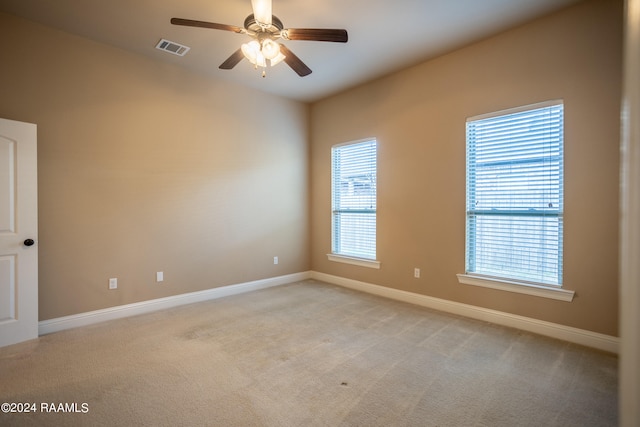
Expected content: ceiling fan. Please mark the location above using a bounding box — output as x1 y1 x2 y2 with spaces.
171 0 348 77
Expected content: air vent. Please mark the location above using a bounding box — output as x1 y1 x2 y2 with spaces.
155 39 190 56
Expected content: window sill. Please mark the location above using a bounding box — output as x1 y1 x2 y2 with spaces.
456 274 574 302
327 254 381 269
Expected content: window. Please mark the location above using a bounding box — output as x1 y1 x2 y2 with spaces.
330 139 378 266
464 101 564 288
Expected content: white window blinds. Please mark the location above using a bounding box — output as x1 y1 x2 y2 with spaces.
332 139 377 260
466 101 564 286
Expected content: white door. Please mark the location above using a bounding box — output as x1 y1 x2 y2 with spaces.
0 118 38 348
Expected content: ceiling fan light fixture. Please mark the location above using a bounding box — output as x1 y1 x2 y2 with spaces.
243 38 282 69
241 40 261 64
261 39 280 60
270 51 286 67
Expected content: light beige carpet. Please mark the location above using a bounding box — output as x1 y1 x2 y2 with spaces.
0 280 617 426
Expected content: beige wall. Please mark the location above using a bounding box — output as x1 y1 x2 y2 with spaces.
310 0 622 336
0 12 310 320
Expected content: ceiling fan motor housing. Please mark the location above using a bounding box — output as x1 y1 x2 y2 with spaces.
244 14 283 34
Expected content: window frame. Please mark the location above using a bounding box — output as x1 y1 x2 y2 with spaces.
458 100 574 302
327 138 380 269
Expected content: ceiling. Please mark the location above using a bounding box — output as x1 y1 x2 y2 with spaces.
0 0 582 103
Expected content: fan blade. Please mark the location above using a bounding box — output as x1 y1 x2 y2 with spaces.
219 49 245 70
251 0 272 25
278 44 312 77
170 18 244 34
282 28 348 43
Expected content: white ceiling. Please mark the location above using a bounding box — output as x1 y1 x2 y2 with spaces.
0 0 581 102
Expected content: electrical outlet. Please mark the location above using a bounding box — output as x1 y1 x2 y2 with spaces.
156 271 163 282
109 278 118 289
414 268 420 279
273 256 279 265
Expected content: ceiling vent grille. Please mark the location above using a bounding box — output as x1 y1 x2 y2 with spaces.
155 39 190 56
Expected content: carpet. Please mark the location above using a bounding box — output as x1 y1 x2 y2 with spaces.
0 280 617 426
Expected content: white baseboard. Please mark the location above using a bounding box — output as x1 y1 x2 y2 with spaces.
39 270 618 354
310 271 619 354
39 272 312 336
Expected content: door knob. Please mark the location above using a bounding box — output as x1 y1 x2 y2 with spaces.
23 239 35 247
